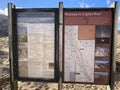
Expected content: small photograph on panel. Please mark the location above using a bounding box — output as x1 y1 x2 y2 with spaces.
19 61 28 77
96 25 111 38
95 47 109 57
96 38 110 44
95 72 108 84
49 62 54 69
95 60 109 72
18 35 28 42
18 44 28 58
17 24 27 34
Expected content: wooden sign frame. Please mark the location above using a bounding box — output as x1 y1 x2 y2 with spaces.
8 2 118 90
63 8 115 85
9 6 59 82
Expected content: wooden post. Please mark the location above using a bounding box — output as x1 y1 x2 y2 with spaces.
58 2 63 90
8 3 18 90
110 1 119 90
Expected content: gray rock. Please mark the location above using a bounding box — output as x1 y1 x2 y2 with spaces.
0 14 8 37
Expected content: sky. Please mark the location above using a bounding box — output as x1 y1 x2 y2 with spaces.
0 0 119 30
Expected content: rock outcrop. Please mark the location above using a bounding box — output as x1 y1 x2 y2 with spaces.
0 14 8 37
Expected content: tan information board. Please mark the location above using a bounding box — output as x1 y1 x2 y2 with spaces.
17 12 56 80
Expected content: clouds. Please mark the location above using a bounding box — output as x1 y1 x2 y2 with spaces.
0 7 23 16
79 2 89 8
79 1 91 8
0 8 8 16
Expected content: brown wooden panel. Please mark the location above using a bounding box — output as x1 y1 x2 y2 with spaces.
64 11 112 25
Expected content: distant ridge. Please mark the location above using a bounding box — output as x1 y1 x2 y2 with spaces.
118 30 120 34
0 14 8 37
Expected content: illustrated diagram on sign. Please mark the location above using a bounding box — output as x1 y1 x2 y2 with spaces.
64 25 95 82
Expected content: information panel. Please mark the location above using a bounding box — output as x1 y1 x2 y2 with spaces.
63 10 112 84
16 11 58 81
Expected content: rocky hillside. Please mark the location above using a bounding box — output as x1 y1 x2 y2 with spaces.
117 31 120 47
117 31 120 63
0 14 8 37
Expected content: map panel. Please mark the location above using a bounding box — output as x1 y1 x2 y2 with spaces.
64 25 95 82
